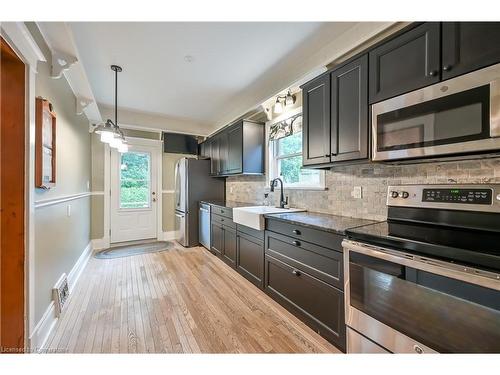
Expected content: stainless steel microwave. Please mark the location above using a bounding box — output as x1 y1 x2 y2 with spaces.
372 62 500 161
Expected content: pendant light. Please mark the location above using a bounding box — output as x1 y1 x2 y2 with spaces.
94 65 128 152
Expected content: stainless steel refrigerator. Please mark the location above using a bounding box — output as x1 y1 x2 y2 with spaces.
174 158 225 247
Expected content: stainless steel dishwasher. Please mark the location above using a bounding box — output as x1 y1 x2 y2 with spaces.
199 202 211 250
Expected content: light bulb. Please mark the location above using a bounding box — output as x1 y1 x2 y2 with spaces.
274 100 283 114
118 142 129 153
285 92 295 106
109 137 123 149
100 131 114 143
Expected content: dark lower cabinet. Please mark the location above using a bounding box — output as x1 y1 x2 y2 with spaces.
442 22 500 80
211 221 223 256
265 255 346 351
369 22 441 103
222 226 237 268
236 232 264 289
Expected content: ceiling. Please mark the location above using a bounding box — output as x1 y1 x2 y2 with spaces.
68 22 392 134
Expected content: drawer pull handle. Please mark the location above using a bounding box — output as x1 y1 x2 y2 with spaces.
292 240 301 247
292 269 301 276
221 210 225 213
292 229 301 235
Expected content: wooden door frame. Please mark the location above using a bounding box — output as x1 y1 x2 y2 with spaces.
1 23 45 352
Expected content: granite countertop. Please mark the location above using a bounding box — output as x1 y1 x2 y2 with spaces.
264 211 379 235
200 200 255 209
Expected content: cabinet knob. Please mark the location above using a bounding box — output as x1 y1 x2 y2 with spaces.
325 154 330 158
292 229 301 235
292 269 301 276
292 240 301 247
429 70 438 77
443 65 452 71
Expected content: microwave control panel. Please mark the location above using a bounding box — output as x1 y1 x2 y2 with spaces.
422 188 492 205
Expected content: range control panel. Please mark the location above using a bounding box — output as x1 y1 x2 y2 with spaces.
422 188 492 204
387 184 500 213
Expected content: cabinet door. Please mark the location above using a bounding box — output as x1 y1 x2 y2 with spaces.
218 133 228 174
330 54 368 162
442 22 500 80
222 226 237 268
210 222 223 256
226 124 243 174
265 255 345 350
369 22 441 103
237 233 264 289
302 74 331 166
209 137 219 175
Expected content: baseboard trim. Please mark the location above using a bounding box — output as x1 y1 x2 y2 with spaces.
91 237 110 251
29 241 92 352
161 231 176 241
67 242 92 292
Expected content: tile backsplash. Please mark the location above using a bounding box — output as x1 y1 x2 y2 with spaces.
226 157 500 221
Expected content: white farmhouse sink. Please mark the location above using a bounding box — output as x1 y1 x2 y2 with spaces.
232 206 306 231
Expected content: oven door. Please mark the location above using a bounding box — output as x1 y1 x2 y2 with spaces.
343 239 500 353
372 62 500 161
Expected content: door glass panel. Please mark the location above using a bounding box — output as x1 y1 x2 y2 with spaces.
376 85 490 152
119 151 151 209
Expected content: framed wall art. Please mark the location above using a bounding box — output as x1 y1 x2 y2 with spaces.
35 97 56 189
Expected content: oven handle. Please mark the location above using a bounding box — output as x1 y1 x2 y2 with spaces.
342 239 500 291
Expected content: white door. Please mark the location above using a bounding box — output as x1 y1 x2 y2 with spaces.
110 141 158 243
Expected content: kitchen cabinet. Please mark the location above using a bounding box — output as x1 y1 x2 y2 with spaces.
301 54 369 168
442 22 500 80
206 120 264 177
369 22 441 104
302 73 331 166
222 226 237 267
331 54 369 162
264 218 346 351
210 221 223 256
236 229 264 289
265 254 345 351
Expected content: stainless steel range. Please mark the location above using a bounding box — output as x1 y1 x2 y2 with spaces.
343 184 500 353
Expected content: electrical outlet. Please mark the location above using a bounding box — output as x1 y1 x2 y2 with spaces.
351 186 363 199
67 204 71 217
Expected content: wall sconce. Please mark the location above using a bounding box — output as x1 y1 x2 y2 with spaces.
274 90 296 114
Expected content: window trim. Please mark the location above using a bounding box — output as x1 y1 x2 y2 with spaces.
268 131 326 190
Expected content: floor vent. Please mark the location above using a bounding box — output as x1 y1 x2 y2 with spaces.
52 274 69 317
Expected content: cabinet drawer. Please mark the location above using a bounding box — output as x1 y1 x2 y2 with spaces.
265 231 343 289
265 255 345 351
236 224 265 241
266 218 343 251
212 213 236 229
211 205 232 219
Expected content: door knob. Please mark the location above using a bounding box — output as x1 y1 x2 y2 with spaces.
429 70 438 77
152 198 157 202
443 65 452 71
152 191 156 195
292 269 301 276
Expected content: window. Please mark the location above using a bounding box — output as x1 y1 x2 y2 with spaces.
119 151 151 209
269 119 325 189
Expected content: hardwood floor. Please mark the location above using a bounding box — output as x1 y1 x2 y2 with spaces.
44 245 340 353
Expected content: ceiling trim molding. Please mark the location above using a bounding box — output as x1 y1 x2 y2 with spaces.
36 22 102 123
0 22 46 72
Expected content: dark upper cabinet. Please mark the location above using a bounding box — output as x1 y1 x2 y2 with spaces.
206 120 264 177
369 22 441 104
209 137 219 175
226 124 243 174
442 22 500 80
302 74 331 166
330 54 368 162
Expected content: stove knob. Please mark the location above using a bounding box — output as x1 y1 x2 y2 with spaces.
391 191 399 198
401 191 409 199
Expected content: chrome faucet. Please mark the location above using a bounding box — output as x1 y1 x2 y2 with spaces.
270 178 288 208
